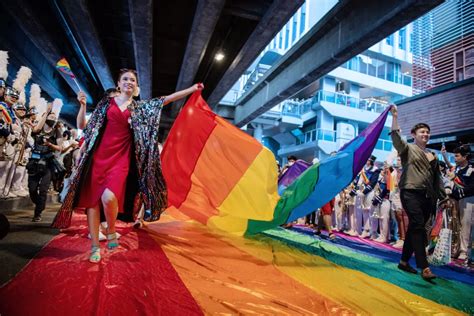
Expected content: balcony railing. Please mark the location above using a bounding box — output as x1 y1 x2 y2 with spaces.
293 127 392 152
281 100 301 117
282 90 389 118
295 128 336 145
313 91 389 113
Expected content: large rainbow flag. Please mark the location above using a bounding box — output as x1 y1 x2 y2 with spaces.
161 91 280 235
1 212 472 315
162 91 391 235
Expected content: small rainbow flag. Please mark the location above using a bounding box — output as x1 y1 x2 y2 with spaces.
0 102 13 124
56 58 75 79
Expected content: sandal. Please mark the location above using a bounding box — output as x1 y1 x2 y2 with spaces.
106 232 119 251
89 246 101 263
421 267 436 281
329 233 336 240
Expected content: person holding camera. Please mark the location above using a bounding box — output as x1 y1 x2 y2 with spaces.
27 103 63 222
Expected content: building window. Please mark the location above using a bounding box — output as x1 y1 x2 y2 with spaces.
398 28 406 50
455 47 474 81
386 34 393 46
292 17 297 42
279 32 283 49
377 61 386 80
386 62 395 82
300 5 306 35
358 56 368 74
368 59 376 76
409 32 413 53
285 25 289 49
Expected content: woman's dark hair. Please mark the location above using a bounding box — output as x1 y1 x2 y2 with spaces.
104 88 118 98
117 68 138 83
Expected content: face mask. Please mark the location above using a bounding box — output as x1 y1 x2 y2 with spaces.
46 119 56 127
288 161 294 166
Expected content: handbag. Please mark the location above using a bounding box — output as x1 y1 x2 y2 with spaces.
428 210 452 266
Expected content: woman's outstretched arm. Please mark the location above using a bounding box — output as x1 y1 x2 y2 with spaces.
163 83 204 106
76 91 88 130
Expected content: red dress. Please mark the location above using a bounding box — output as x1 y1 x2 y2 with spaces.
78 98 132 213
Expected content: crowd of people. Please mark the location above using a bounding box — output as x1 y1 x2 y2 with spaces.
0 53 81 223
1 48 472 275
278 117 473 279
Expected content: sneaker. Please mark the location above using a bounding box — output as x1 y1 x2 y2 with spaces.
88 231 107 241
32 216 42 222
457 252 467 261
347 230 358 236
393 240 404 249
14 190 29 197
359 230 370 239
374 237 387 243
6 191 17 198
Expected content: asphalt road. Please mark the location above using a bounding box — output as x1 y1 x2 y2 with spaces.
0 203 61 286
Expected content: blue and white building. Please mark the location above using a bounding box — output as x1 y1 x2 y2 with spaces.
221 0 415 164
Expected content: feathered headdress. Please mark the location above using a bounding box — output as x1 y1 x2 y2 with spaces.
29 84 41 109
36 97 48 118
12 66 32 93
0 51 8 86
52 98 63 117
19 90 26 105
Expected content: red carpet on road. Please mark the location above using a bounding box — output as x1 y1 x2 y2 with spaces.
0 215 203 316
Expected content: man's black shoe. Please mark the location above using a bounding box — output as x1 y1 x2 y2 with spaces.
398 263 417 274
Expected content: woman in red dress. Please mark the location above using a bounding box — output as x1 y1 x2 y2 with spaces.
75 69 203 262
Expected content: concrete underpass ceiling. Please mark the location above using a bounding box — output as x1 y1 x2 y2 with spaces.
0 0 302 138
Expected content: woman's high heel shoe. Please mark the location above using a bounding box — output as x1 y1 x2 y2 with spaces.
89 246 101 263
106 232 119 251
